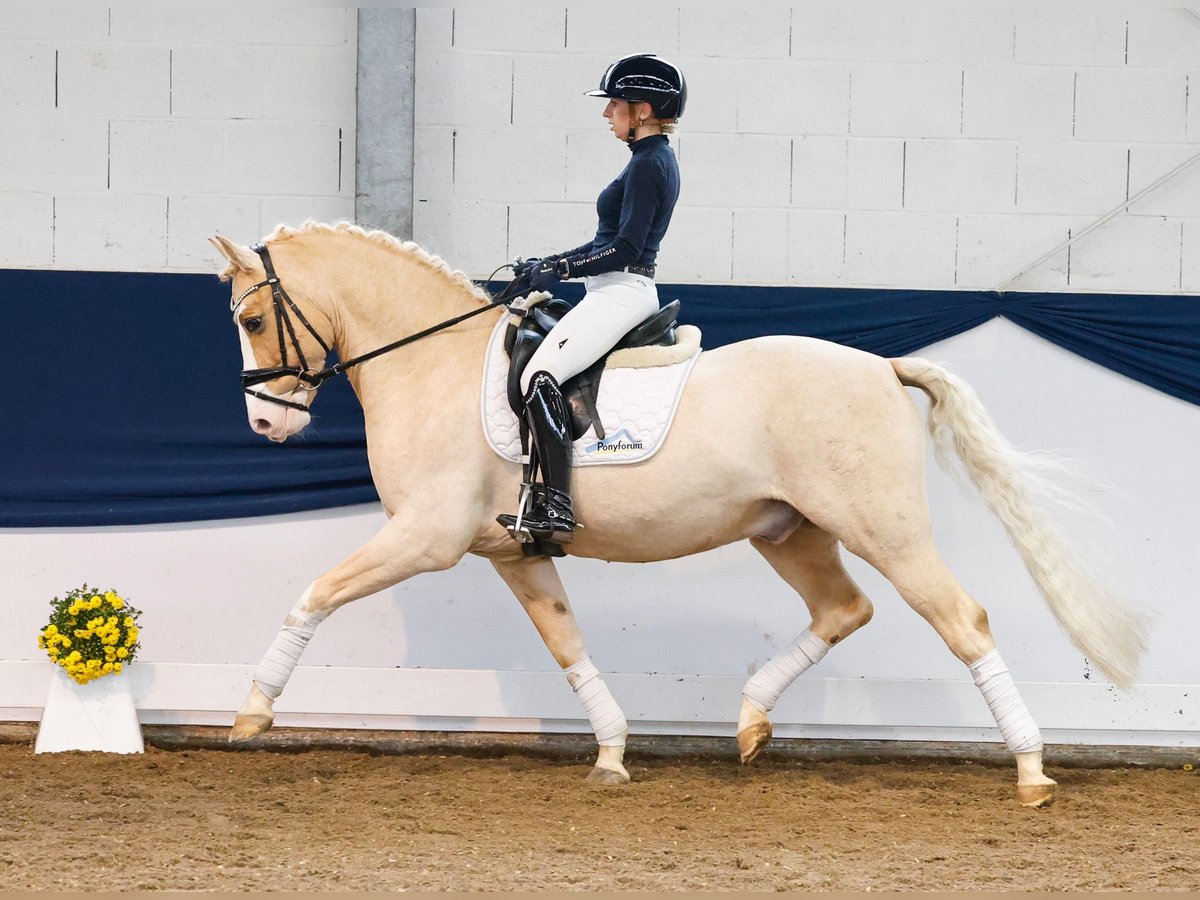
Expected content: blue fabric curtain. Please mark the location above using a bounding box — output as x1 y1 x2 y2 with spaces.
3 269 1197 526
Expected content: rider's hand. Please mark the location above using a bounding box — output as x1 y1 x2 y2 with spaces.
527 258 564 293
513 257 541 278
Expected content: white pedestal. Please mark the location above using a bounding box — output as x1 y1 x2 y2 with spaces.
35 666 144 754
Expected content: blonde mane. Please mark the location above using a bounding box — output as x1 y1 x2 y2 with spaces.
222 220 493 305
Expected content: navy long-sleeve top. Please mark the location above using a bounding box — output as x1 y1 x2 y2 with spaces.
562 134 680 278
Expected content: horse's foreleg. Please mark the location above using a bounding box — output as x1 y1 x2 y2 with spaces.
491 555 630 786
740 527 875 763
230 518 467 742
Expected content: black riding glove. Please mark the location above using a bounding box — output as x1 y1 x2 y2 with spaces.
528 258 566 293
513 257 541 278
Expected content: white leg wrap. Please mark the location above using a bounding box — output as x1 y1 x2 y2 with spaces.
565 657 627 747
253 603 330 701
743 628 830 714
969 649 1043 754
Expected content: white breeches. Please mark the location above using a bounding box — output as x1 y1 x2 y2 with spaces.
520 272 660 394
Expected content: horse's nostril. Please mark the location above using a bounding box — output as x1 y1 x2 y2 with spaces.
252 418 273 434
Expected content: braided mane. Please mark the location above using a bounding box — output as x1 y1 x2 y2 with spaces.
220 220 493 305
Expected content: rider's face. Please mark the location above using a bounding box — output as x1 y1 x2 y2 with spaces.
604 99 633 141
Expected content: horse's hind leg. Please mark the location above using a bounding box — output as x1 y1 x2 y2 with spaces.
739 525 875 763
491 555 630 786
866 540 1057 807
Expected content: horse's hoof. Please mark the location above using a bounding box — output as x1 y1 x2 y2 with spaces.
229 713 273 743
737 720 772 764
1017 781 1056 808
585 765 630 786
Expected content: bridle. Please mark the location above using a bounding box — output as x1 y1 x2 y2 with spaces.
231 243 520 413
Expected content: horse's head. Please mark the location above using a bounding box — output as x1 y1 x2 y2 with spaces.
210 235 334 443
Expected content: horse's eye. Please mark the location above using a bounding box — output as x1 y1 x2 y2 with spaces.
243 316 264 334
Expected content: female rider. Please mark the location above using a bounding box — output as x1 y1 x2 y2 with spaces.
498 53 686 551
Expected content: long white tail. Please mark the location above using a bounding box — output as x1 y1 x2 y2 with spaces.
891 356 1149 688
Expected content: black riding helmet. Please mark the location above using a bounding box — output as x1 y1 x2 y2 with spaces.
585 53 687 120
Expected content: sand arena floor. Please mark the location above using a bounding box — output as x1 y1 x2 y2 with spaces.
0 739 1196 891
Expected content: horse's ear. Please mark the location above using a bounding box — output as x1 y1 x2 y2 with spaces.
209 235 260 279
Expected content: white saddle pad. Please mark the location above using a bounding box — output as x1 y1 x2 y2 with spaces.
481 313 702 466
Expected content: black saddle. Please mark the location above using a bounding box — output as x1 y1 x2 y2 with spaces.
504 298 681 441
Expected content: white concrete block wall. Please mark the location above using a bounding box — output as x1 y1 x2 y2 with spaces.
0 9 356 274
413 8 1200 294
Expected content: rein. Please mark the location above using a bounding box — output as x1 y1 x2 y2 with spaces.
232 244 523 412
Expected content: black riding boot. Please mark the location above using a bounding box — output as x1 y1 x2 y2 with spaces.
497 371 579 547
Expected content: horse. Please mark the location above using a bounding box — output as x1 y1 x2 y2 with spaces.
210 221 1147 807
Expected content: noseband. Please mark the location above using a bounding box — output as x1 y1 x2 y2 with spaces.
232 244 521 413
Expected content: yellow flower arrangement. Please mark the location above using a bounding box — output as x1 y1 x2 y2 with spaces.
38 585 142 686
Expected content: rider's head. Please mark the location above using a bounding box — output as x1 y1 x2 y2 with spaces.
586 53 686 144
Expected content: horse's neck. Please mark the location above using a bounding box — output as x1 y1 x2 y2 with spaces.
328 246 499 402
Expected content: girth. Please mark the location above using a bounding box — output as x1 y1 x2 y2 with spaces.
504 298 681 441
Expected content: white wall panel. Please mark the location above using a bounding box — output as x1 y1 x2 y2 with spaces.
789 9 906 63
507 201 598 261
418 50 514 128
678 7 791 59
109 120 225 195
1013 11 1127 67
732 208 789 284
961 67 1075 141
678 133 791 208
791 137 904 210
786 209 846 285
844 211 957 288
0 41 54 114
653 207 731 282
228 8 352 47
415 8 453 50
0 8 108 40
513 52 614 131
257 197 354 237
735 62 850 136
263 46 358 123
1016 142 1128 215
1125 9 1200 69
224 121 344 196
956 214 1079 292
904 140 1016 214
0 117 107 193
452 9 564 52
171 47 265 119
0 192 53 267
413 198 509 276
107 9 226 44
1074 70 1189 144
413 126 455 202
166 195 259 270
1182 221 1200 292
56 44 169 117
1069 215 1184 294
1128 145 1200 218
565 129 625 203
53 193 166 271
454 127 566 202
903 11 1015 65
849 65 962 139
565 8 680 54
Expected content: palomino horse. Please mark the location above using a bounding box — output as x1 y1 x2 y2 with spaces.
212 222 1146 807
